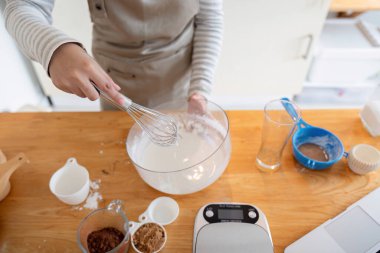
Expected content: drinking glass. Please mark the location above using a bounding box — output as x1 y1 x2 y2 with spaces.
256 99 301 172
77 200 130 253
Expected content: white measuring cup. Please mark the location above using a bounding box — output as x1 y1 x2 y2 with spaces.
49 158 90 205
346 144 380 175
129 197 179 253
138 197 179 225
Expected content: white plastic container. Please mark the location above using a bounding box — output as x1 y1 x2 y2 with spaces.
360 85 380 136
49 158 90 205
347 144 380 175
307 19 380 83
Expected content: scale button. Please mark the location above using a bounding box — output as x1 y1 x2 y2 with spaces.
248 211 257 219
205 210 214 218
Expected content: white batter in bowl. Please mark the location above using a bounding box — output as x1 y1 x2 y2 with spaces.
126 100 231 194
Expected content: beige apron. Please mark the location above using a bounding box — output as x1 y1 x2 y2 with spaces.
87 0 199 109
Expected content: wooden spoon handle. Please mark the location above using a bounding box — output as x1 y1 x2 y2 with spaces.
0 153 27 178
0 150 6 164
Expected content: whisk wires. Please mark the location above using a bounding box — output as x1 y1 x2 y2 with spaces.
92 83 177 146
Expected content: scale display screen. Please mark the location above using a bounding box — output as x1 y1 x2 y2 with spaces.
203 204 259 224
218 209 244 220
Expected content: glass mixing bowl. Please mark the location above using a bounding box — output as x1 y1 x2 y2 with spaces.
126 100 231 195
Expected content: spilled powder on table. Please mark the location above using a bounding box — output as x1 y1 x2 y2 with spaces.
90 179 101 190
83 192 103 210
72 179 103 211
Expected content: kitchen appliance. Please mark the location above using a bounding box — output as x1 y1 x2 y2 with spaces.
285 187 380 253
193 203 274 253
126 99 231 195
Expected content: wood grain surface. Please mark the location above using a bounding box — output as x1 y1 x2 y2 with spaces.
0 110 379 253
331 0 380 12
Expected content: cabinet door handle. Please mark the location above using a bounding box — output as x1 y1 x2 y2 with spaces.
302 34 314 60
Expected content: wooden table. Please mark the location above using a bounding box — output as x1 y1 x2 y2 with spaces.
0 110 379 252
331 0 380 12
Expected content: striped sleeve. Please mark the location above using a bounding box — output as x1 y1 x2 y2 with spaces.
189 0 224 99
3 0 82 72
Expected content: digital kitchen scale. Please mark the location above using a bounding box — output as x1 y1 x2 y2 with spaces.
193 203 274 253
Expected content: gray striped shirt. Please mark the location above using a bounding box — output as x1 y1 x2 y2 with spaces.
3 0 223 99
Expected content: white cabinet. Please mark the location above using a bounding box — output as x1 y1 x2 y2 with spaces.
298 13 380 109
307 19 380 84
212 0 331 109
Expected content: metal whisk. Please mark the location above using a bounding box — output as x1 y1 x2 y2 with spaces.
92 83 177 146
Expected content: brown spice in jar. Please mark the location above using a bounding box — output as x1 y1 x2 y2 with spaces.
132 223 165 253
87 227 125 253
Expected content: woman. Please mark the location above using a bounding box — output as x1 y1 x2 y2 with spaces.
4 0 223 112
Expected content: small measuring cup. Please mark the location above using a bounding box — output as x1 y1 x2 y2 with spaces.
129 222 167 253
138 197 179 225
281 98 344 170
130 197 179 253
346 144 380 175
77 200 130 253
49 158 90 205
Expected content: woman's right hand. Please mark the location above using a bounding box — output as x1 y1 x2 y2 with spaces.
48 43 124 105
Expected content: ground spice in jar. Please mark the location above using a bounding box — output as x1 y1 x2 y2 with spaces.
87 227 125 253
132 223 165 253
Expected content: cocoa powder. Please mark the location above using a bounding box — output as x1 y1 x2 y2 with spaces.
87 227 125 253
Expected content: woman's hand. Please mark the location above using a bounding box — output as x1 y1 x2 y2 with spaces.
188 93 207 115
48 43 124 104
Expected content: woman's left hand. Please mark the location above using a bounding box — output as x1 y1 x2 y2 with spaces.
188 93 207 115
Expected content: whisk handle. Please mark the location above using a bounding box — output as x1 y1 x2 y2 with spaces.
91 81 132 110
123 97 132 108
